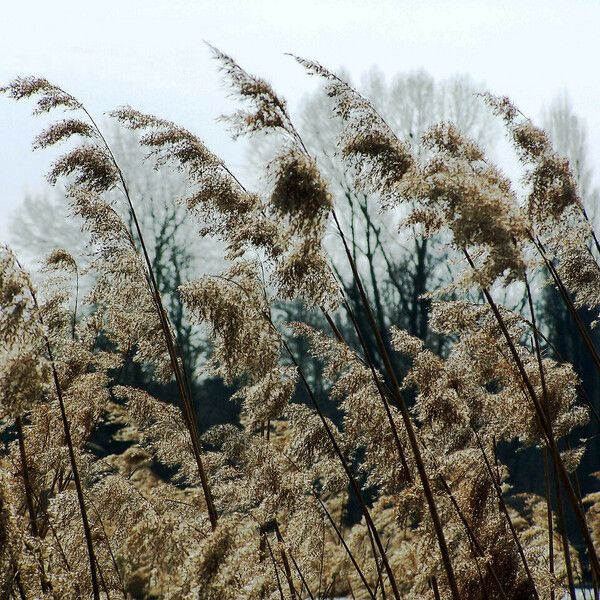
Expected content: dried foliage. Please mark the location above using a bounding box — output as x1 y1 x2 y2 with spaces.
1 50 599 600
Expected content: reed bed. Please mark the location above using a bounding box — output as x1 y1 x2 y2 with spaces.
1 50 599 599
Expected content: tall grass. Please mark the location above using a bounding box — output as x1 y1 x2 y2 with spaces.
0 51 599 599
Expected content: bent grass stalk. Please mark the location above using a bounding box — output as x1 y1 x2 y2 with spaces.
464 249 600 582
81 107 219 530
16 263 101 600
525 275 576 597
279 97 461 594
281 336 403 600
332 209 462 600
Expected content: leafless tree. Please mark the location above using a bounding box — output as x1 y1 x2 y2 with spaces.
9 127 223 378
293 69 499 362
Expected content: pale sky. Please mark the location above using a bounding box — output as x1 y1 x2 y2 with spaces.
2 0 599 243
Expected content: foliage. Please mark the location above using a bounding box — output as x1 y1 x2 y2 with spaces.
1 55 599 600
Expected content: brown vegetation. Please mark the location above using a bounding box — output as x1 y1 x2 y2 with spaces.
1 51 599 599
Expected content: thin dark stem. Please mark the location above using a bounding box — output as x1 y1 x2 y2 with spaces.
534 236 600 377
82 106 218 530
14 573 26 600
474 431 540 599
85 491 128 599
318 511 325 599
21 276 100 600
518 314 600 427
366 525 386 600
543 448 556 600
437 474 509 600
525 275 574 597
580 205 600 259
72 266 79 340
47 518 75 577
263 94 447 595
330 296 503 593
95 555 111 600
429 576 442 600
282 337 402 600
15 416 51 595
553 455 577 600
332 208 461 600
288 551 315 600
282 425 377 600
15 416 38 537
50 354 100 600
215 272 397 596
336 299 412 483
259 524 267 600
265 533 286 600
313 495 376 600
463 248 600 580
273 521 298 600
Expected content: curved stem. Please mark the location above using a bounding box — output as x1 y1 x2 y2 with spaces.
332 209 461 600
19 266 100 600
81 106 218 529
464 248 600 581
282 337 402 600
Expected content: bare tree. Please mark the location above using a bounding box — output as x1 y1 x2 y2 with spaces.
294 68 499 361
9 127 224 382
543 92 599 220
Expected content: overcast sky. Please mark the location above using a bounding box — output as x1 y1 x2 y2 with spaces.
1 0 599 244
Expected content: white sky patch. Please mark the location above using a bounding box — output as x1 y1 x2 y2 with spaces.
1 0 599 241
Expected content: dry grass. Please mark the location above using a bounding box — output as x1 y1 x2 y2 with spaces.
0 52 599 599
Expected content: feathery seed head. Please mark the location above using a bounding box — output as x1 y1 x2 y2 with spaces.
1 76 82 113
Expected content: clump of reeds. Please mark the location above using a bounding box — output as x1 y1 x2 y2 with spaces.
0 52 599 600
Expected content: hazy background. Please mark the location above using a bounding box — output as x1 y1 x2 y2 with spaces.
1 0 599 242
